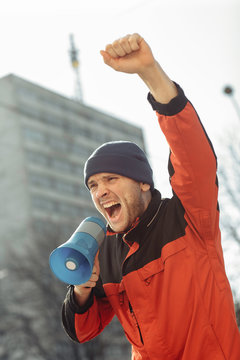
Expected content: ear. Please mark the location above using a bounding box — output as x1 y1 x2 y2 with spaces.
140 182 151 192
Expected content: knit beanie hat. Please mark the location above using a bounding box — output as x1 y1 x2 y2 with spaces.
84 141 154 190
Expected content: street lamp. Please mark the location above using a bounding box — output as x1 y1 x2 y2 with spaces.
223 85 240 121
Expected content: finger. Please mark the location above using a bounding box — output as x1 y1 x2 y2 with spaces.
112 40 126 57
82 281 96 288
92 265 97 274
119 36 132 54
100 50 119 71
100 50 112 64
89 273 99 282
94 251 100 275
79 276 98 289
83 274 98 287
105 44 119 58
128 33 143 51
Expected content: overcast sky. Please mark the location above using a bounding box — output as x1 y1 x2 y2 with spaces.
1 0 240 295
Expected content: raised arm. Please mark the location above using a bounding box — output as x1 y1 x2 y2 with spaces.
100 33 178 104
101 33 219 236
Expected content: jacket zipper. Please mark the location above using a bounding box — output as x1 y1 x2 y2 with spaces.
129 301 144 345
121 235 143 344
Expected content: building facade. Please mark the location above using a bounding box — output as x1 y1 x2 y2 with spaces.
0 74 146 359
0 74 146 253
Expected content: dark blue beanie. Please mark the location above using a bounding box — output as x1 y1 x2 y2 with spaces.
84 141 154 190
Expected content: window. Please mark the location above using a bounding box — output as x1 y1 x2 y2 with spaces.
55 180 75 195
52 159 71 172
26 152 49 166
29 173 52 188
23 127 46 143
31 196 57 211
48 137 69 152
58 203 81 217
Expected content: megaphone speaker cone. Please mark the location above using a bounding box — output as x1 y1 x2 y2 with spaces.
65 258 79 271
49 216 106 285
49 246 93 285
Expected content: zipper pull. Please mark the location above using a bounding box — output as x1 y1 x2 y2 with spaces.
128 301 144 345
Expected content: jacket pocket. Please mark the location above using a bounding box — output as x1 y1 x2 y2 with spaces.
137 240 186 285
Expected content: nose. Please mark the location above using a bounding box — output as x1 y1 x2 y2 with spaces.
95 183 109 199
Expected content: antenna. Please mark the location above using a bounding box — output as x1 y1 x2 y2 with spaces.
69 34 83 102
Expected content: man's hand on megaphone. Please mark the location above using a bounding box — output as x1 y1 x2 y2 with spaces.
73 251 100 306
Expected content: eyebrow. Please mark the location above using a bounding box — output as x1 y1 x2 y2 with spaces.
87 179 96 187
87 174 119 187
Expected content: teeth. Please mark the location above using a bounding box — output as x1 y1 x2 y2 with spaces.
102 201 118 209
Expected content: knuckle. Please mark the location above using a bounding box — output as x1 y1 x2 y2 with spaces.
112 40 120 48
91 273 98 281
119 36 128 45
128 34 135 42
129 33 140 44
105 44 112 51
132 32 141 39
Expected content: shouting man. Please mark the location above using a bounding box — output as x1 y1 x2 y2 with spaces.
62 33 240 359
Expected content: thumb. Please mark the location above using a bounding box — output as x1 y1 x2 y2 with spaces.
100 50 115 67
94 250 100 276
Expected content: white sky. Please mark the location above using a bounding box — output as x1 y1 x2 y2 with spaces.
1 0 240 295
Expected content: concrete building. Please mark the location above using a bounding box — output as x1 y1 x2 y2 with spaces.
0 74 146 359
0 74 145 255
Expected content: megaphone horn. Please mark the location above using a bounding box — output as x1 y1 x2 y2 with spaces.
49 217 106 285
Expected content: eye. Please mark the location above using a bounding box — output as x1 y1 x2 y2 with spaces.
88 183 97 191
108 176 118 182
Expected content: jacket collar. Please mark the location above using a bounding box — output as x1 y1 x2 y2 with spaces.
107 189 162 243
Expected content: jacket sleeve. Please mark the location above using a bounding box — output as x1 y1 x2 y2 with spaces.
148 84 219 239
62 281 115 343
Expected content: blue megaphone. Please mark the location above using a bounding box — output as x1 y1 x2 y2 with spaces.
49 217 106 285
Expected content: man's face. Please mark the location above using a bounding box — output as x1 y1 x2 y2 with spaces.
88 172 151 233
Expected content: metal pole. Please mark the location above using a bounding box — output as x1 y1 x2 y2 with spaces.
223 86 240 122
69 34 83 102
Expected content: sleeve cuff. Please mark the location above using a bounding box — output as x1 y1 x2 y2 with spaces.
67 285 94 314
147 82 188 116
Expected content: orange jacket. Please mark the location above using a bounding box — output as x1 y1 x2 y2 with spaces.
62 85 240 359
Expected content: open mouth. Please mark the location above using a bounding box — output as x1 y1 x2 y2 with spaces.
103 202 121 219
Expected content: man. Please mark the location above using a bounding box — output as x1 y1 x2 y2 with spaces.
62 33 240 359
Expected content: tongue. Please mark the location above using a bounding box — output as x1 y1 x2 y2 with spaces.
110 204 121 218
